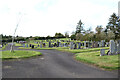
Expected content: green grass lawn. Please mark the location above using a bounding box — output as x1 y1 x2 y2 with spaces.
2 50 42 60
0 44 8 50
18 47 55 50
15 43 22 46
75 51 119 70
56 47 109 53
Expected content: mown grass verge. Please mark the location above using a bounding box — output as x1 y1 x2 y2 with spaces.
75 51 119 70
56 47 109 53
1 50 42 60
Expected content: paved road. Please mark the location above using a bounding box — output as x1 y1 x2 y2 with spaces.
2 44 118 78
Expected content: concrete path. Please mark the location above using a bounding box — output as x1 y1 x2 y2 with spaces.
2 44 118 78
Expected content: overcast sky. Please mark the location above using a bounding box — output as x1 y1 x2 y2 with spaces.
0 0 119 37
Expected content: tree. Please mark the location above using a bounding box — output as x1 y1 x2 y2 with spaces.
75 20 84 34
54 33 64 38
70 31 76 40
95 25 105 40
107 30 115 40
106 13 120 39
95 25 103 34
64 31 69 38
76 33 83 40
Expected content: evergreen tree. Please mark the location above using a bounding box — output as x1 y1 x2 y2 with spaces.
75 20 84 34
106 13 120 39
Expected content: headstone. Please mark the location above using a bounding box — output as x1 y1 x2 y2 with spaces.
57 41 59 47
32 45 34 48
84 41 87 49
98 42 100 47
23 44 25 47
106 42 109 47
29 44 32 47
84 41 90 49
100 49 105 56
38 44 39 47
74 43 77 49
51 44 53 47
114 42 117 54
117 40 120 54
26 44 28 47
40 44 42 48
59 42 62 47
109 40 116 55
66 43 68 47
78 43 81 49
49 42 51 47
63 43 66 47
101 40 105 47
70 42 74 49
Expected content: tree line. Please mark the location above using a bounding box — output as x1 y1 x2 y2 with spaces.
71 13 120 41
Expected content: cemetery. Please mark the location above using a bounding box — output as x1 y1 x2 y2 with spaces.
1 1 120 78
4 38 116 70
1 38 119 70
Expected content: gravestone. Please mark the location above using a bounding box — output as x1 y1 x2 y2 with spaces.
84 41 90 49
100 49 105 56
57 41 59 47
101 40 105 47
66 43 68 47
98 42 100 47
109 40 116 55
26 44 28 47
84 41 87 49
114 41 117 54
49 42 51 47
63 43 66 47
78 43 81 49
53 43 57 47
23 44 25 47
29 44 32 47
38 44 39 47
106 42 109 47
40 44 42 48
32 45 34 48
51 44 53 47
117 40 120 54
70 42 74 49
59 42 62 47
74 43 77 49
61 43 63 47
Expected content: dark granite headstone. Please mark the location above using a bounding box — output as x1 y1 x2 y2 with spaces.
29 44 32 47
49 42 51 47
32 45 34 48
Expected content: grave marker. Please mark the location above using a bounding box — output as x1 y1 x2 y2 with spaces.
100 49 105 56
